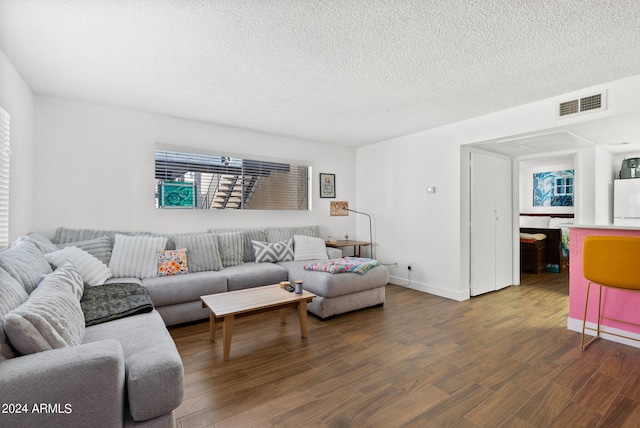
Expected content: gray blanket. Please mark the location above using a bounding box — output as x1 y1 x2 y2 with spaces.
80 283 154 326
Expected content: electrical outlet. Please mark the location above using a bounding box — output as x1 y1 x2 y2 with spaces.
407 265 412 271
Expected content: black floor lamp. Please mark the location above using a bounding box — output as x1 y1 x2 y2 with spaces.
343 208 374 259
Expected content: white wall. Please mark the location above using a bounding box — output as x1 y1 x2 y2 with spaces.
33 96 357 239
0 49 35 241
357 74 640 301
594 146 614 224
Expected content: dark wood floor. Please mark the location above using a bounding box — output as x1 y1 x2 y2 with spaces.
170 271 640 427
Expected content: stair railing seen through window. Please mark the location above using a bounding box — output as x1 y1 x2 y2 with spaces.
155 145 311 211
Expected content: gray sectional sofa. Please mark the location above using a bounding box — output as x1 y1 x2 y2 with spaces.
0 224 388 428
0 240 183 428
51 224 388 324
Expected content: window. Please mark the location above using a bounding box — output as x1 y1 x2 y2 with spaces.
555 177 574 196
0 106 10 249
155 145 311 211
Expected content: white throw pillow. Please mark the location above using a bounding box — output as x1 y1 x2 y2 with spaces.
46 246 112 287
108 234 168 279
293 235 329 261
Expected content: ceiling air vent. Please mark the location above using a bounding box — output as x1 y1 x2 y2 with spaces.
558 92 605 118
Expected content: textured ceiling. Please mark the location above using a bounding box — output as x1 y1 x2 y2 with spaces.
1 1 639 147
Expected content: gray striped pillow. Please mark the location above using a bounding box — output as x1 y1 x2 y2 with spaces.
108 234 168 279
209 228 267 262
53 227 118 245
267 225 320 243
0 241 53 294
174 233 223 272
60 236 113 265
215 232 244 267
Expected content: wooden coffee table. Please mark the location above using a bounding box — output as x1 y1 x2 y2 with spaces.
201 285 316 361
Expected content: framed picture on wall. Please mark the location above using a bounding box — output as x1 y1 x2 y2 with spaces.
533 169 574 207
158 182 197 208
320 173 335 198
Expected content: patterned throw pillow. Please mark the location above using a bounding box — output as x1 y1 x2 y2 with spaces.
158 249 189 277
252 239 294 263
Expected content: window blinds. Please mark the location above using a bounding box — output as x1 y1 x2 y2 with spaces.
0 106 10 249
155 147 310 211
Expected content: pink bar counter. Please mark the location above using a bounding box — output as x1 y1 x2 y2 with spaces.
569 225 640 346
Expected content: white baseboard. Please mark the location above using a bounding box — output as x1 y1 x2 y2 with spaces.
567 317 640 349
388 276 470 301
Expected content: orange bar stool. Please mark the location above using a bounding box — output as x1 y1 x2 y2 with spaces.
581 236 640 350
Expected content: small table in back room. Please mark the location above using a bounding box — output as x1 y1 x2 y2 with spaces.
326 240 371 258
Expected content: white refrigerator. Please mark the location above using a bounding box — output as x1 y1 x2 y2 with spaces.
614 179 640 226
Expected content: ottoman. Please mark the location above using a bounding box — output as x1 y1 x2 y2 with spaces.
276 261 389 319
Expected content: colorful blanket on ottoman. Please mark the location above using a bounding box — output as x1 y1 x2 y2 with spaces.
304 257 380 275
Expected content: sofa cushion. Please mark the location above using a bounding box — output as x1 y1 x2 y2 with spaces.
252 239 294 263
53 227 166 251
173 233 223 272
105 277 143 286
46 246 112 287
157 249 189 276
222 263 289 291
294 235 329 261
266 225 320 242
4 264 85 355
0 268 29 361
59 236 113 265
109 234 168 279
82 310 184 421
53 227 119 245
0 240 53 293
215 231 244 267
142 271 227 306
12 233 59 254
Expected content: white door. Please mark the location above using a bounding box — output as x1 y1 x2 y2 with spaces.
470 152 513 296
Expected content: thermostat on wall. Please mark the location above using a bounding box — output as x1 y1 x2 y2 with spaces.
426 186 436 194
